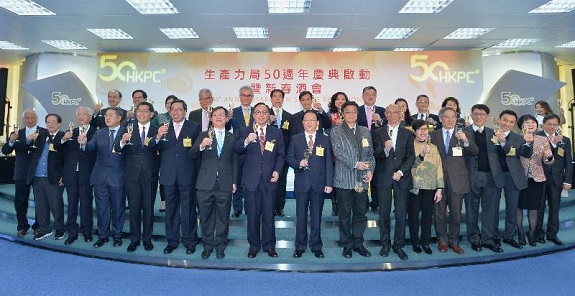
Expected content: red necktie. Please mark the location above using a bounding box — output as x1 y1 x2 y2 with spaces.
259 127 265 155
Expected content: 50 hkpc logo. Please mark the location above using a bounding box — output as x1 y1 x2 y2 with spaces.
98 54 166 83
51 92 81 106
500 92 534 106
409 55 480 83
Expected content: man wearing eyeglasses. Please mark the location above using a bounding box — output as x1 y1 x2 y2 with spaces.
289 91 331 136
188 88 214 132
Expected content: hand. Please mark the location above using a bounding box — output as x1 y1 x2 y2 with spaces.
201 137 213 149
156 125 168 140
270 171 279 182
9 132 18 142
232 184 237 194
62 130 73 141
425 117 436 125
356 162 369 170
313 101 323 113
94 102 103 113
543 145 553 158
384 139 393 152
121 132 131 144
554 134 563 145
299 159 309 168
27 131 39 141
58 177 64 187
335 118 343 126
77 134 87 145
524 133 534 143
455 130 467 142
372 113 382 123
495 129 506 143
363 171 372 183
324 186 333 194
434 189 443 203
269 115 277 124
126 110 135 119
245 132 257 144
392 171 402 181
420 144 430 157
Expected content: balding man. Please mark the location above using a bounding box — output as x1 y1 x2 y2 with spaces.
91 89 128 129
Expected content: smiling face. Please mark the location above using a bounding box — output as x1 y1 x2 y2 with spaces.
342 104 358 125
239 88 254 107
384 104 401 126
23 110 38 128
335 94 347 109
271 91 284 108
198 90 213 110
471 107 488 127
252 104 270 126
45 115 61 134
107 90 121 107
302 112 318 134
136 104 153 124
169 101 187 123
499 113 517 132
211 108 227 129
362 88 377 106
299 93 313 110
415 124 429 142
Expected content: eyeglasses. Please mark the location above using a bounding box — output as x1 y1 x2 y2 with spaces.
171 108 185 112
472 112 488 117
240 94 254 98
343 110 357 114
253 111 269 115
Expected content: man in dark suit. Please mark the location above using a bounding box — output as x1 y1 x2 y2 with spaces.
464 104 505 253
289 91 331 136
494 110 532 249
26 113 66 241
537 114 573 246
91 89 128 129
188 88 214 132
2 109 44 237
149 99 201 255
190 106 239 259
269 89 292 217
117 102 159 252
373 104 415 260
431 107 478 254
125 89 158 124
79 107 126 248
234 102 285 258
412 94 441 130
56 106 96 245
287 110 333 259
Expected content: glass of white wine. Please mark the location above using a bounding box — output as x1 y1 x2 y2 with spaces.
126 122 134 145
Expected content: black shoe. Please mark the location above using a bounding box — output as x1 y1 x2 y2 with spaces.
143 241 154 251
159 208 166 213
84 234 93 242
232 210 242 218
93 238 109 248
163 245 177 254
216 250 225 259
17 229 28 237
379 246 390 257
422 245 433 255
471 243 482 252
393 246 408 260
265 249 278 258
518 230 526 246
331 201 338 217
248 250 258 258
482 244 504 253
369 205 378 213
127 242 138 252
201 249 212 259
353 245 371 257
548 237 564 246
536 237 546 244
312 250 325 258
64 236 78 245
33 232 52 241
528 235 537 246
293 249 304 258
342 247 352 258
412 244 422 253
54 231 65 240
275 209 285 217
186 245 196 255
113 237 123 247
503 238 523 249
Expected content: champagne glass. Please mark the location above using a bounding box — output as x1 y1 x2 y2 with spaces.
522 123 529 135
302 149 311 171
161 119 169 142
30 127 39 149
426 109 434 131
556 126 564 145
252 123 259 143
96 99 104 117
371 105 379 127
68 122 75 132
206 126 215 150
126 123 134 145
492 117 500 133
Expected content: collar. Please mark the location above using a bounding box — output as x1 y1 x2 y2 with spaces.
472 124 484 132
139 122 150 130
304 131 316 138
443 127 454 134
108 125 120 131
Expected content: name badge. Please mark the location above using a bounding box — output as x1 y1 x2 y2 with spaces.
144 137 151 146
282 120 289 130
316 146 324 157
452 147 463 157
558 147 565 157
265 141 275 152
362 138 369 148
506 147 516 156
183 137 192 147
49 143 56 152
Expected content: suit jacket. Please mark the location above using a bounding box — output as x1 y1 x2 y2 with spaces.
148 119 200 186
1 127 47 181
289 110 331 136
464 126 505 188
234 124 285 192
373 125 415 190
286 132 334 193
85 126 126 187
412 113 442 130
117 123 160 183
188 108 212 131
230 106 254 133
190 130 239 191
54 126 96 186
538 131 573 187
430 128 478 194
496 131 532 190
329 124 375 190
271 108 293 152
90 107 127 130
357 105 387 130
26 130 65 185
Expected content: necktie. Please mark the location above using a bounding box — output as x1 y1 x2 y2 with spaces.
244 107 250 126
275 108 281 127
351 127 355 135
217 131 224 156
174 123 181 139
109 129 115 150
308 134 314 152
445 130 451 153
141 126 146 147
366 106 373 130
388 127 393 137
259 127 265 155
202 111 209 131
548 134 554 144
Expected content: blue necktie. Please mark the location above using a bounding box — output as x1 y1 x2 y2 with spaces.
445 130 451 153
217 131 224 156
141 126 146 147
109 129 115 150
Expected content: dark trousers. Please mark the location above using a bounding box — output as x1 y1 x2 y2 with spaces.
501 172 521 240
65 175 94 237
93 183 125 239
32 177 65 234
536 182 562 239
295 189 324 251
163 183 198 248
378 186 409 248
14 180 37 231
465 171 499 246
245 179 276 251
197 181 231 252
126 174 154 244
335 188 367 248
434 184 463 245
368 181 378 208
274 163 289 212
408 189 434 246
232 156 245 212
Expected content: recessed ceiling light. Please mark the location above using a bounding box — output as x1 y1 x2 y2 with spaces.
306 27 341 39
332 47 362 52
394 47 424 51
42 40 87 50
530 0 575 13
125 0 179 14
233 27 269 39
375 28 418 39
87 28 133 40
211 47 241 52
272 47 300 52
268 0 311 13
150 48 182 53
399 0 455 13
159 28 199 39
445 28 493 39
0 41 28 50
556 41 575 48
492 39 540 48
0 0 55 15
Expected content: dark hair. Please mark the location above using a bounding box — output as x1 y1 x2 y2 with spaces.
170 99 187 112
416 94 429 102
411 119 427 131
395 97 413 125
137 101 155 113
210 106 228 118
471 104 490 115
270 89 285 99
543 113 561 124
438 107 456 118
517 114 538 129
328 92 349 114
303 109 320 121
298 91 313 101
441 97 461 116
535 100 553 115
45 113 62 123
106 107 123 117
362 86 377 94
253 102 270 113
341 101 359 112
165 95 178 104
132 89 147 99
499 110 517 121
109 89 122 98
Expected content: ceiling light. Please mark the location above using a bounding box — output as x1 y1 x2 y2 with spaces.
530 0 575 13
394 47 424 51
0 0 55 15
150 48 182 53
556 41 575 48
445 28 493 39
306 27 341 39
399 0 455 13
211 47 241 52
375 28 418 39
233 27 269 39
42 40 87 50
0 40 28 50
159 28 199 39
272 47 300 52
268 0 311 13
332 47 362 52
125 0 179 14
492 39 540 48
87 28 133 40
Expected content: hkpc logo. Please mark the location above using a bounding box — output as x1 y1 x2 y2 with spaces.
410 55 480 83
98 55 166 83
500 92 534 106
51 92 81 106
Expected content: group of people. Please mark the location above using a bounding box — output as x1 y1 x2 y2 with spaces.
2 85 571 261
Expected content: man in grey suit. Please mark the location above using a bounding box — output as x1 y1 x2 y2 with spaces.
431 107 478 254
330 101 374 259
